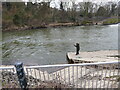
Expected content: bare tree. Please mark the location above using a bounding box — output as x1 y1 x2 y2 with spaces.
78 2 93 18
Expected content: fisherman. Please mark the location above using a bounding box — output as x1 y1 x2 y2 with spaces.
74 43 80 55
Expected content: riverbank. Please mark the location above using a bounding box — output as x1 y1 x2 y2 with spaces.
2 22 80 31
2 19 119 32
2 1 120 33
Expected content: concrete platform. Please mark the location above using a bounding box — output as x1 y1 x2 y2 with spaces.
67 50 119 63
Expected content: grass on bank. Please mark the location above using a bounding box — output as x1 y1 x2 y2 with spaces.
103 17 120 25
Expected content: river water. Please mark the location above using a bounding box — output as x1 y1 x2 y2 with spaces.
2 24 118 65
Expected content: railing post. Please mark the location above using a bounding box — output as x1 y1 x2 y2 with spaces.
14 62 27 90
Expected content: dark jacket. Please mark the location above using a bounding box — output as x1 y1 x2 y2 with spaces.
74 43 80 50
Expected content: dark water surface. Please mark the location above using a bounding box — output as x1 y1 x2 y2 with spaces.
2 24 118 65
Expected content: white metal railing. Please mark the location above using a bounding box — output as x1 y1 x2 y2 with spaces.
0 66 19 88
0 66 15 73
25 61 120 88
0 61 120 88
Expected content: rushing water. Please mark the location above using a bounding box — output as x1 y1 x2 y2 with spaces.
2 24 118 65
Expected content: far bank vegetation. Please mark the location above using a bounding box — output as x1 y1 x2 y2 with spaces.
2 1 120 31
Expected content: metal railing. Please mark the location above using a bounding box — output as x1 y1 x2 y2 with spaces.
25 61 120 88
0 66 20 88
0 61 120 88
